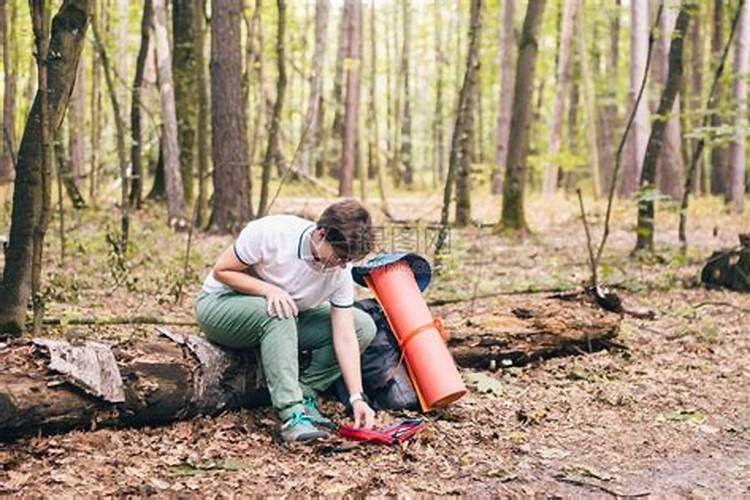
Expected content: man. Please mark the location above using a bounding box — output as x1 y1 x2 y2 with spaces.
196 199 377 442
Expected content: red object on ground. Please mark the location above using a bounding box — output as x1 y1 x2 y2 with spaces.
338 419 425 445
365 261 466 411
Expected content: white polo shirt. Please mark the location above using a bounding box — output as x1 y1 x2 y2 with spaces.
201 215 354 311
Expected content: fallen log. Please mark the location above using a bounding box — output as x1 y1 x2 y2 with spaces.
0 295 621 440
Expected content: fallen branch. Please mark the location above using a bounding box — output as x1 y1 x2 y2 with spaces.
41 316 198 326
693 301 750 314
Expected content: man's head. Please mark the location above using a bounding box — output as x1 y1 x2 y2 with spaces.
313 199 373 267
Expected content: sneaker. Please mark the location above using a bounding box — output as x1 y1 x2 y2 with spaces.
280 412 327 443
303 396 336 430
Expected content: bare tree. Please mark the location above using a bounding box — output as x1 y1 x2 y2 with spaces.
129 0 153 209
399 0 413 186
0 0 90 337
576 0 600 197
152 0 186 227
300 0 330 176
258 0 287 215
209 0 250 231
195 0 209 227
621 0 650 197
654 0 684 200
710 0 729 196
543 0 577 196
454 0 482 227
339 0 361 197
0 0 17 182
635 1 691 252
500 0 547 230
491 0 515 195
729 0 749 213
173 0 198 204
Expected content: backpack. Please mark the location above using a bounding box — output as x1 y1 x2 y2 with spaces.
330 298 419 411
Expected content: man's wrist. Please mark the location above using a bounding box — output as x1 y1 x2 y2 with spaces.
349 392 364 405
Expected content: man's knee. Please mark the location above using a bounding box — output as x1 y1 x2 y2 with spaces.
353 309 376 349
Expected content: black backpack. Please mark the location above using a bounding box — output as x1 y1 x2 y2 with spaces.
330 299 419 411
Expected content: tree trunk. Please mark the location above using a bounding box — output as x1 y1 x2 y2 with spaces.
500 0 547 231
399 0 413 187
576 1 600 198
56 128 86 209
209 0 250 232
92 20 130 247
116 0 129 110
300 0 329 177
173 0 198 205
67 55 85 185
257 0 287 216
0 0 90 337
339 0 361 197
326 1 349 179
195 0 209 228
0 296 619 440
152 0 186 228
688 3 704 194
89 0 101 206
388 2 401 187
655 1 685 200
543 0 577 197
433 0 446 187
129 0 152 210
598 0 620 196
635 2 691 252
728 0 749 214
621 0 650 197
369 0 390 215
491 0 515 195
0 0 16 183
454 0 482 228
710 0 729 196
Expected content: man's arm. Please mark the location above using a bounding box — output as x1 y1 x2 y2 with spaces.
213 245 298 318
331 306 375 428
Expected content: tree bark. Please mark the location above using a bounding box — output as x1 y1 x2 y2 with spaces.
687 3 704 194
399 0 413 187
0 0 16 183
300 0 329 177
491 0 515 195
598 0 620 197
152 0 186 228
621 0 650 197
195 0 209 229
454 0 482 228
576 1 600 198
326 0 350 180
0 0 90 337
728 0 749 214
67 54 84 185
339 0 361 198
92 21 130 248
258 0 287 216
432 0 446 188
209 0 250 232
710 0 729 196
654 1 685 200
499 0 547 231
88 0 101 207
173 0 198 205
369 0 390 215
129 0 152 210
635 2 691 252
543 0 577 197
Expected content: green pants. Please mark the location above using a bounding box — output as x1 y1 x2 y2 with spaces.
195 292 376 420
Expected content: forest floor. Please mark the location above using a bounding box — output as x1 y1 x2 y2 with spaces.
1 191 749 497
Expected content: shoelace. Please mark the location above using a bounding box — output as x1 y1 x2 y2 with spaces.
283 412 314 429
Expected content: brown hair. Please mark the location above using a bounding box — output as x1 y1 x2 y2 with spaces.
317 199 373 261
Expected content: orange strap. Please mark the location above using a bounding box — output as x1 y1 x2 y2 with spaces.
398 318 449 352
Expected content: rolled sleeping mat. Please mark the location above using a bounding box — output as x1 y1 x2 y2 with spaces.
354 254 466 411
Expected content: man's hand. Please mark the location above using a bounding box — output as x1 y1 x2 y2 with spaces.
352 399 375 429
264 286 298 319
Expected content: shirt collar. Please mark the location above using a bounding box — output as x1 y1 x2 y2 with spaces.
297 224 317 261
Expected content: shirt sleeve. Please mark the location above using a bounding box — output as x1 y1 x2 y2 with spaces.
232 219 266 266
329 269 354 308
